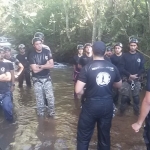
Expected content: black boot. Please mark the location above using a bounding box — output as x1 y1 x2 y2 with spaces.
120 96 129 115
133 96 140 116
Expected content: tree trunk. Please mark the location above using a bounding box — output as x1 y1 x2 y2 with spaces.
147 0 150 31
92 2 98 43
63 0 71 41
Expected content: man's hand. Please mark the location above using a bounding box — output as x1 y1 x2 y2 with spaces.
132 122 142 133
129 74 138 80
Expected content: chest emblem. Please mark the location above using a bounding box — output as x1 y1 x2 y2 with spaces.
137 58 141 63
96 72 111 87
25 57 27 60
45 56 48 60
1 67 5 72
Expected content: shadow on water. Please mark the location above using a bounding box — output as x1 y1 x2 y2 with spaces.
0 67 147 150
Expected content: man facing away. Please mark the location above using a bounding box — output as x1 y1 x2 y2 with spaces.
75 41 122 150
29 37 55 116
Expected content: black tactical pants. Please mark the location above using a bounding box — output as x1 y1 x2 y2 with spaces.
18 68 31 87
77 98 113 150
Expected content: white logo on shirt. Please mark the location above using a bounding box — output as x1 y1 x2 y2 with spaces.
25 57 27 60
1 67 5 72
137 58 141 63
96 72 111 87
45 56 48 60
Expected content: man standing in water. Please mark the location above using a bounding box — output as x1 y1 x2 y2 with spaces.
29 37 55 116
78 43 93 69
16 44 31 88
4 47 24 81
132 69 150 149
75 41 122 150
111 43 123 105
0 49 13 122
120 38 145 115
73 44 83 99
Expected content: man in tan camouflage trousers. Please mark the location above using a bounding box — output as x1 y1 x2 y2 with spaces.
29 37 55 116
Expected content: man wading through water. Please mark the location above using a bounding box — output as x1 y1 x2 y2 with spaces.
120 38 145 115
29 37 55 116
75 41 122 150
16 44 31 88
73 44 83 99
132 69 150 150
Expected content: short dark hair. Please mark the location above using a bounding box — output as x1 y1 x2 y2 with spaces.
92 41 106 56
32 37 42 45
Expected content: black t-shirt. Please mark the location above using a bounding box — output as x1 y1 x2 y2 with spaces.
5 56 20 71
29 48 52 78
120 52 145 77
78 60 121 99
16 53 30 68
3 59 14 70
0 61 10 93
73 55 82 72
78 55 93 67
110 53 123 74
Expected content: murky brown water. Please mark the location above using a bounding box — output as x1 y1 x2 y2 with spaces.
0 67 146 150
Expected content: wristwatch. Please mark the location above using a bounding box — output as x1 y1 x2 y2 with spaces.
39 65 41 69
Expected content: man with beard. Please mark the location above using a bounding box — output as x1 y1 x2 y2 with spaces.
120 38 145 115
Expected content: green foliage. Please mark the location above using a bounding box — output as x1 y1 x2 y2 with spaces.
0 0 150 64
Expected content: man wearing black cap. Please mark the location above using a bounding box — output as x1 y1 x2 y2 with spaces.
73 45 83 99
29 37 55 116
75 41 122 150
16 44 31 88
111 43 124 104
120 38 145 115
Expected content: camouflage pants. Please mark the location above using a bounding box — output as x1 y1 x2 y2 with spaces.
120 81 141 97
32 77 55 116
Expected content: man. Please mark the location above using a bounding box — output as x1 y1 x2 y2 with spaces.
111 43 123 105
75 41 122 150
105 46 113 58
16 44 31 88
73 44 83 99
132 69 150 149
120 38 145 115
29 37 55 116
34 32 51 51
4 47 24 81
78 43 93 69
0 49 13 122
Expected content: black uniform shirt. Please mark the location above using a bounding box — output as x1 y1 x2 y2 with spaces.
78 60 121 99
73 55 82 72
16 53 29 68
0 61 10 93
121 52 145 77
110 53 123 74
3 59 14 70
78 55 93 67
29 48 52 78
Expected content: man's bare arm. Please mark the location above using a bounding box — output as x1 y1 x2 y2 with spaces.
0 72 11 81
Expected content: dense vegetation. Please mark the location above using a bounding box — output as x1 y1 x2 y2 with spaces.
0 0 150 66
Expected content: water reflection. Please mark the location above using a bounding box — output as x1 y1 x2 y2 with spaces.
0 67 146 150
